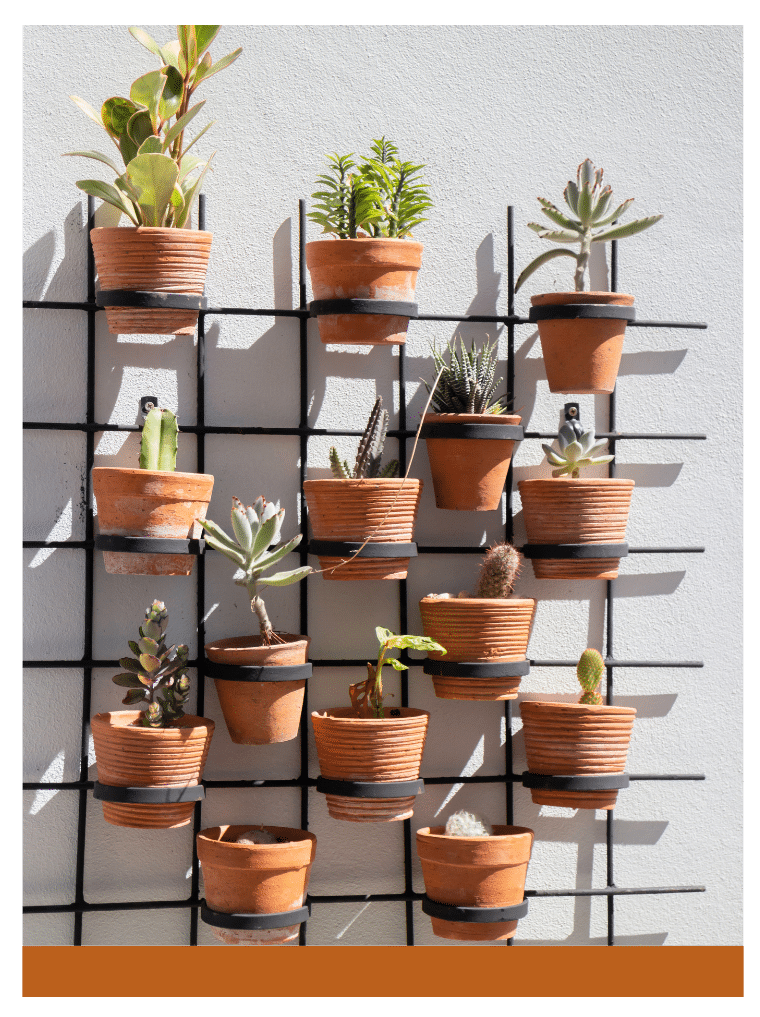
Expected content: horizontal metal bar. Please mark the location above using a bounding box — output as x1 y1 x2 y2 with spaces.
525 885 706 897
24 899 197 914
627 547 705 553
628 320 708 329
530 659 704 668
202 307 307 318
23 657 705 669
524 432 707 440
629 774 706 781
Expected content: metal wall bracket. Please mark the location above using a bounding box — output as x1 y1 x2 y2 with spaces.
200 902 310 930
140 396 158 417
564 402 580 424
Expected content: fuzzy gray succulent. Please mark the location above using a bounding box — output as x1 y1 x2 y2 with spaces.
423 337 508 415
444 810 493 837
329 396 399 479
542 419 614 478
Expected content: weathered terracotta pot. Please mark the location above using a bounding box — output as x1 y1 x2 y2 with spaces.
417 825 534 941
90 711 214 829
92 467 214 576
531 291 634 395
205 634 310 745
419 596 536 700
90 227 212 335
303 477 422 580
306 237 423 345
518 477 634 579
423 413 522 511
197 825 317 946
520 701 636 810
312 707 429 822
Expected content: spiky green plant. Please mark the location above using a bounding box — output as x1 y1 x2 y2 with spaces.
349 626 446 719
139 406 178 471
516 159 663 293
199 497 312 645
475 542 521 599
423 337 509 415
329 396 399 479
112 600 191 728
444 810 493 836
542 419 614 478
577 648 605 705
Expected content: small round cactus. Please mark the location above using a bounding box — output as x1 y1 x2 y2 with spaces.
475 542 521 599
577 648 605 704
444 810 493 837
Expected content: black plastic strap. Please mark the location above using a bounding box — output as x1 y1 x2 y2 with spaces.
93 781 205 803
95 534 205 555
309 540 418 558
205 659 312 683
316 776 425 798
309 298 418 318
200 902 310 931
529 304 635 322
421 895 529 923
423 659 530 678
96 289 207 311
522 771 630 791
521 543 628 559
420 421 524 440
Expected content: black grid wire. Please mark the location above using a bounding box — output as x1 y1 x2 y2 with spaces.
23 197 708 947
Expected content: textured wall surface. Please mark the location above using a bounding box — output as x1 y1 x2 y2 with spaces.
23 24 741 947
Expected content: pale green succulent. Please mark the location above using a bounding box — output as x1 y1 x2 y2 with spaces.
139 406 177 471
542 420 614 478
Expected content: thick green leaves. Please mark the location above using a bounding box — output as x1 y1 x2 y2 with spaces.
537 229 583 243
126 152 179 226
130 69 167 130
258 566 313 587
514 248 578 292
194 47 243 86
74 179 139 224
178 25 197 71
592 214 663 243
538 198 582 234
231 502 254 552
592 198 634 228
63 150 123 175
173 153 213 227
118 657 142 673
129 26 162 58
138 137 162 156
102 97 139 140
112 673 143 688
388 658 409 671
139 653 161 673
70 95 103 130
194 26 221 57
163 101 206 153
160 40 185 74
159 65 184 122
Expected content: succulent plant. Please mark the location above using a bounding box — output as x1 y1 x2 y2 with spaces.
475 542 521 599
111 600 191 728
516 158 663 293
444 810 493 837
349 626 446 719
64 26 241 227
423 337 508 415
542 419 614 478
234 828 278 845
329 396 399 479
199 497 312 645
139 406 178 471
577 648 605 705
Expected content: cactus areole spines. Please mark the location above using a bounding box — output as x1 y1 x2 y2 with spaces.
577 648 605 705
329 396 399 479
475 543 521 599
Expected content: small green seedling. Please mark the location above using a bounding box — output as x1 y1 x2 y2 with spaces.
349 626 446 719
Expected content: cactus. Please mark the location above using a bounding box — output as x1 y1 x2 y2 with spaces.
329 396 399 479
423 336 508 415
542 419 614 478
577 648 605 705
516 158 663 293
475 542 521 599
234 828 279 845
139 406 178 472
349 626 446 719
111 600 191 728
444 810 493 837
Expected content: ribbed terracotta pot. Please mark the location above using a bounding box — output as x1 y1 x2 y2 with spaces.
520 701 636 810
205 635 310 745
518 477 634 579
419 596 536 700
417 825 534 941
198 825 317 946
90 711 214 829
92 467 214 576
531 292 634 395
306 238 423 345
424 413 522 511
312 707 429 822
90 227 212 335
304 477 422 580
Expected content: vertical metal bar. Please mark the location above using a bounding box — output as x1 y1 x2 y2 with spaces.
606 236 618 946
298 200 310 946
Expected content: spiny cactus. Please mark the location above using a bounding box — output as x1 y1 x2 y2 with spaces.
516 158 663 293
423 337 508 415
234 828 278 845
577 648 605 705
112 600 190 728
445 810 493 837
475 542 521 599
139 406 178 472
329 396 399 479
542 419 614 478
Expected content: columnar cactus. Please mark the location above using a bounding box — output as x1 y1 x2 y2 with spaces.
329 396 399 479
139 406 178 471
542 419 614 478
475 542 521 598
445 810 493 837
577 648 605 705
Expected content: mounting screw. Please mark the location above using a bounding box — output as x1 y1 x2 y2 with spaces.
140 396 158 418
564 402 580 423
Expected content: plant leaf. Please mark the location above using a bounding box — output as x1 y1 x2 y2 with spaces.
515 249 578 292
139 653 161 673
159 64 184 122
592 215 663 243
173 152 213 227
195 47 243 85
257 566 312 587
162 100 206 152
126 152 178 227
101 96 139 140
129 26 162 59
194 26 221 58
70 95 104 130
74 180 139 224
130 69 164 131
63 150 123 175
112 673 143 688
388 658 408 670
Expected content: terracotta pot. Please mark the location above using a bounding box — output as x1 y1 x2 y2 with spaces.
423 413 522 511
90 226 212 335
92 467 214 576
198 825 317 946
303 477 422 580
417 825 534 941
520 701 636 810
419 596 536 700
90 711 214 829
531 291 634 395
312 707 429 822
305 237 423 345
205 634 310 745
518 477 634 579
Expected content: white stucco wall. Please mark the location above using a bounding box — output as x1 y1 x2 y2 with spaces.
23 24 741 947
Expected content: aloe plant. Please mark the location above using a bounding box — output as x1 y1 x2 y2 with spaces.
349 626 446 719
329 396 399 479
64 25 241 227
542 419 614 478
423 337 509 415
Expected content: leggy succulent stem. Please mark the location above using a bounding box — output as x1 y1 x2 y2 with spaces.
252 594 284 645
574 235 591 291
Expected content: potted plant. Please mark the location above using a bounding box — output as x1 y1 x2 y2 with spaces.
197 825 317 946
200 496 312 744
306 137 432 346
417 809 534 942
312 626 445 823
92 405 214 576
304 396 423 580
65 25 241 335
420 337 523 510
515 158 663 394
520 649 636 810
90 600 215 829
518 415 634 580
419 542 536 700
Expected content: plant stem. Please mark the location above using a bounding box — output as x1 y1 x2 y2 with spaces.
574 230 592 291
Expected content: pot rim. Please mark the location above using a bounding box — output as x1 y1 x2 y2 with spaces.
519 700 636 716
312 706 429 722
423 412 522 424
197 824 317 850
91 226 213 239
419 596 536 607
303 477 421 488
91 710 215 731
517 477 635 488
91 467 215 483
205 633 309 651
530 291 634 304
417 824 534 842
305 236 423 247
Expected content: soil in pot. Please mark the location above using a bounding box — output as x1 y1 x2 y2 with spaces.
205 635 310 745
198 825 317 946
90 711 214 829
417 824 534 941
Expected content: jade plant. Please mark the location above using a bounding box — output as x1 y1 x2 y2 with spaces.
112 600 190 727
329 396 399 479
309 136 433 239
426 542 521 600
542 419 614 478
515 158 663 293
349 626 446 719
577 648 605 705
423 337 509 415
444 810 493 836
199 497 312 645
64 25 242 227
139 405 178 471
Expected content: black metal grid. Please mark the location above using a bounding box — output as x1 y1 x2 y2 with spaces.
23 197 707 947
